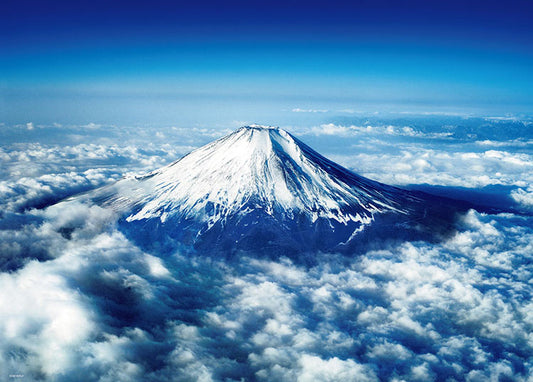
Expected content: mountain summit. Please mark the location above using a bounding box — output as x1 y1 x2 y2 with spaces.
90 125 461 256
124 125 412 225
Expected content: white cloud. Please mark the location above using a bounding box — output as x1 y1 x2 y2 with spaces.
300 123 453 139
511 187 533 209
0 259 96 377
296 355 377 382
82 122 102 129
330 148 533 188
476 139 533 147
0 119 532 380
0 198 532 381
292 108 329 113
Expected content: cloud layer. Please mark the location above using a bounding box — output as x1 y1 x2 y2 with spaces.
289 117 533 213
0 116 532 380
0 201 532 381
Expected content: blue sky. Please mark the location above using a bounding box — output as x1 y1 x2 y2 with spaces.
1 0 532 125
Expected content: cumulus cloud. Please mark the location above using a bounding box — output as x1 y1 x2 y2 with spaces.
330 148 533 189
302 123 453 139
0 259 96 377
0 118 532 381
476 139 533 147
292 108 329 113
511 187 533 210
82 122 102 129
1 199 531 381
0 170 116 212
0 141 200 214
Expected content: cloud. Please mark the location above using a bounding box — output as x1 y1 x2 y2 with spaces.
330 148 533 189
82 122 102 129
296 355 377 382
0 118 532 380
26 122 34 131
292 108 329 113
156 210 530 382
0 169 117 212
302 123 453 139
511 187 533 210
2 120 531 200
476 139 533 147
0 258 96 377
309 123 355 136
0 139 200 213
0 188 532 382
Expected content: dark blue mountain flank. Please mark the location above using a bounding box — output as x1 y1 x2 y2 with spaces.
81 126 467 257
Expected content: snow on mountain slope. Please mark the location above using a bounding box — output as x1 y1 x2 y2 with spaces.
105 126 411 220
85 125 460 255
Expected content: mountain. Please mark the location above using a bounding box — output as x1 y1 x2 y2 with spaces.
87 125 463 257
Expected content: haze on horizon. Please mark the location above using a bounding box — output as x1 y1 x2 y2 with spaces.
2 0 533 126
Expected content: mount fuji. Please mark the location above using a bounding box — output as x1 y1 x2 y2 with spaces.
84 125 465 257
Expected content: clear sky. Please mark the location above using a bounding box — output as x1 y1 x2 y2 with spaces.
1 0 532 125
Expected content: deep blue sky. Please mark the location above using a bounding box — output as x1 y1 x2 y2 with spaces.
1 0 532 125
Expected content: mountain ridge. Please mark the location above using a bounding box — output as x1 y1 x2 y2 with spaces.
80 125 464 257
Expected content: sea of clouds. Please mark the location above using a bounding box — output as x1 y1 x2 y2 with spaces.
0 115 532 381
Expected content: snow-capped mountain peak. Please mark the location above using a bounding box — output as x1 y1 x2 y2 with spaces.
111 125 407 228
84 125 459 255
